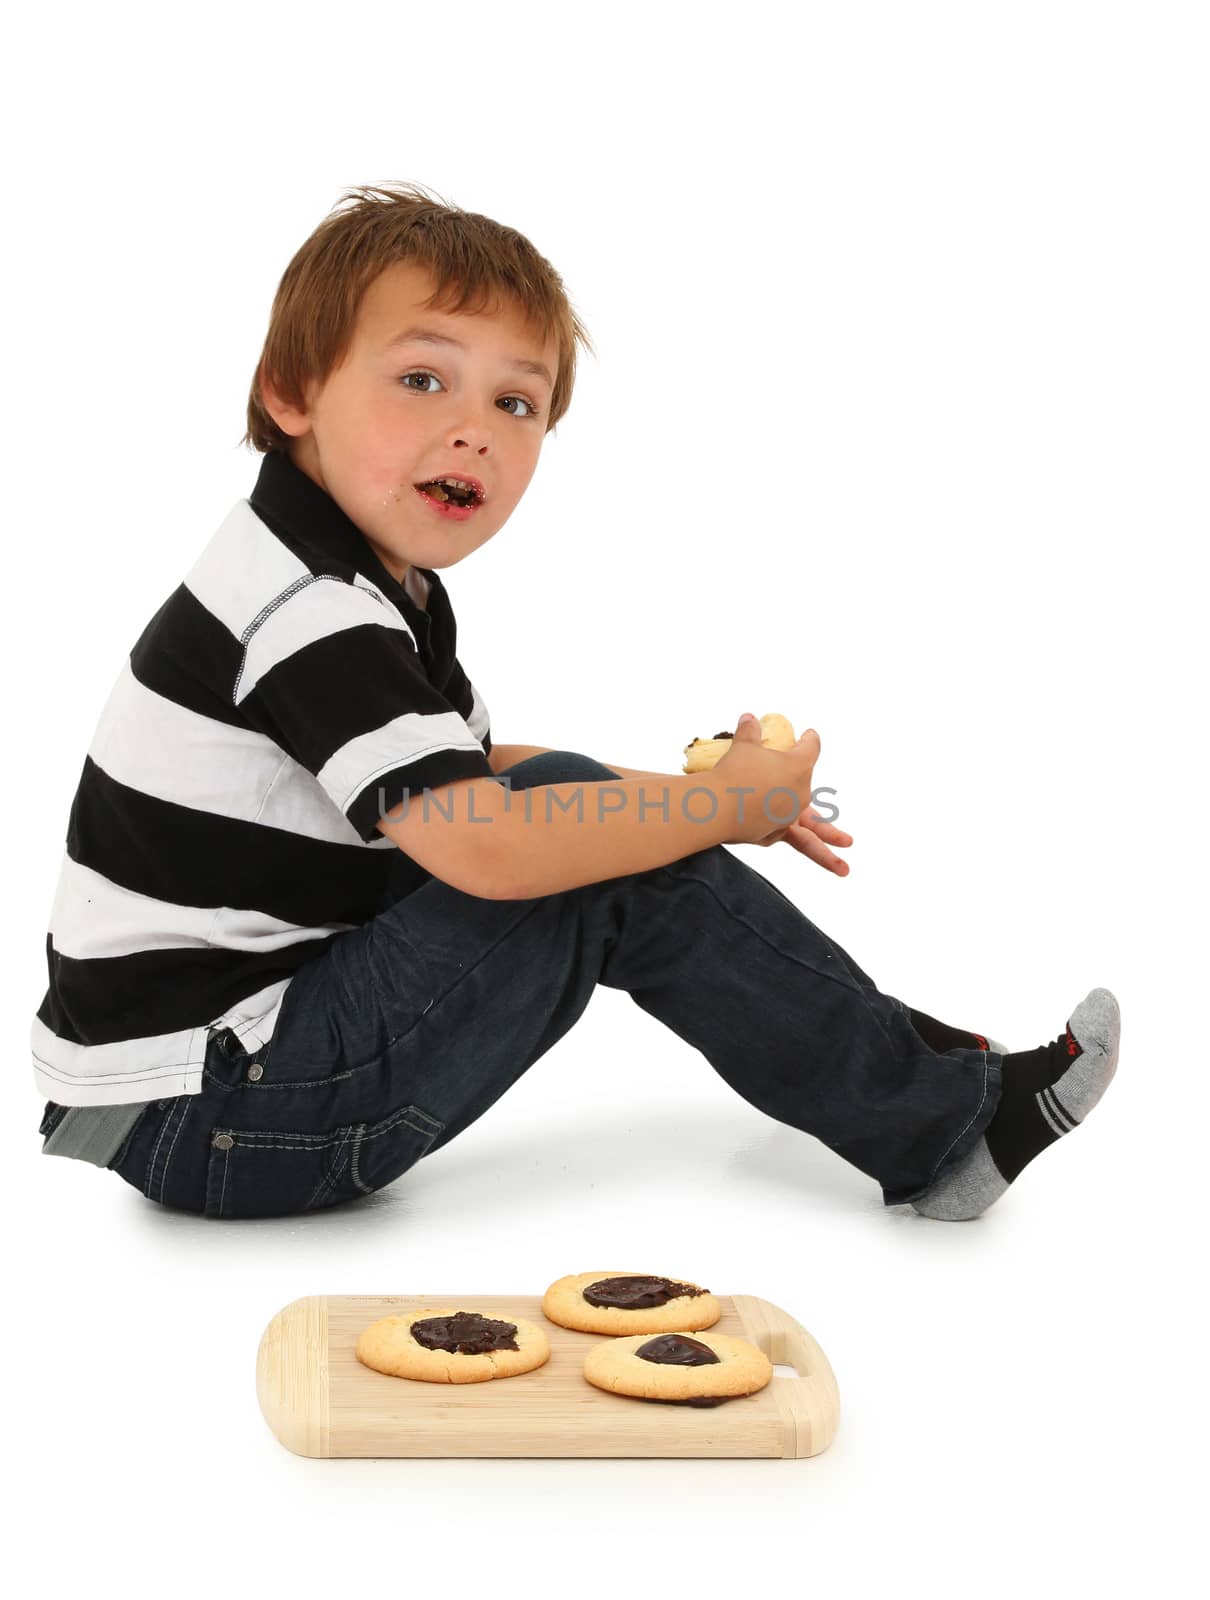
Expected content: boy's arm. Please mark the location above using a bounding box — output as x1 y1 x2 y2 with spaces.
376 771 742 900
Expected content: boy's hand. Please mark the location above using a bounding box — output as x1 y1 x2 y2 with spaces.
714 714 852 875
714 715 819 845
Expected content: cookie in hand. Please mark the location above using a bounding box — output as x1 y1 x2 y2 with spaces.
683 712 796 773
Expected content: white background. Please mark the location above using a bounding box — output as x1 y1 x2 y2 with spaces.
4 1 1206 1593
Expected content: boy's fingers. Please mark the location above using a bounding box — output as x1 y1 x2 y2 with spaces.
784 826 850 875
799 810 852 844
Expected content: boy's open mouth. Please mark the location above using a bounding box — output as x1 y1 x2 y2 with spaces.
414 476 484 509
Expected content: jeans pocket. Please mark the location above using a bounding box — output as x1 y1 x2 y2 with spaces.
202 1101 445 1220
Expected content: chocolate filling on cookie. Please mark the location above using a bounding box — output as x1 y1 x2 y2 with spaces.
410 1312 520 1356
582 1274 709 1310
636 1333 720 1367
634 1332 728 1407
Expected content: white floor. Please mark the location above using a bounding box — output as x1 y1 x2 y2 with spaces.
7 3 1204 1591
12 982 1197 1596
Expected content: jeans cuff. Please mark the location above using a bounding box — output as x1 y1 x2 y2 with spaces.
882 1051 1004 1207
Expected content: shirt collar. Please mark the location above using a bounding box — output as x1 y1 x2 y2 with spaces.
248 448 446 621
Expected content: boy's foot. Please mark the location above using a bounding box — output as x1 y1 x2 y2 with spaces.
909 988 1120 1221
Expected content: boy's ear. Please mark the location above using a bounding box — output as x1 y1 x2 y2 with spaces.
258 366 312 439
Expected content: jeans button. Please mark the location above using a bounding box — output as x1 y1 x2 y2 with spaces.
212 1133 234 1151
247 1062 263 1082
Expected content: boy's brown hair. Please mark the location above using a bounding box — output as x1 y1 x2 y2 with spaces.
241 181 594 454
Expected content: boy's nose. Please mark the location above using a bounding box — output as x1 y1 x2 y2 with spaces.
445 401 496 453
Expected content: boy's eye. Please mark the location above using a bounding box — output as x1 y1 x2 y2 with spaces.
399 370 540 418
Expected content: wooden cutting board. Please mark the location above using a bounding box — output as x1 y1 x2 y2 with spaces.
256 1291 840 1459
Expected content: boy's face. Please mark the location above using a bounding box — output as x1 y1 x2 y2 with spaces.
261 260 559 584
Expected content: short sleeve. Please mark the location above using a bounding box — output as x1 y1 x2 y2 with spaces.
235 580 494 842
444 652 492 760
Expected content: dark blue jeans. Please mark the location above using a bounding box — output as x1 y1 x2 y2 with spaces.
102 752 1002 1218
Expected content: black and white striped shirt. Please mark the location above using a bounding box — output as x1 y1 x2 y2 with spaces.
32 449 494 1107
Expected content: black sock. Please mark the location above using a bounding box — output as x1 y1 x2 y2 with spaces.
908 1007 990 1055
911 988 1120 1220
984 1026 1083 1184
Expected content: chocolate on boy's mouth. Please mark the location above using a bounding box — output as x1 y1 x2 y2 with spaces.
414 476 485 509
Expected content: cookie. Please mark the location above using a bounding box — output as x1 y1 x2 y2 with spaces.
542 1271 721 1336
583 1330 773 1407
355 1308 550 1384
683 712 796 774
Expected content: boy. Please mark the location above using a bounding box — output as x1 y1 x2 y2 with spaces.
33 182 1120 1221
